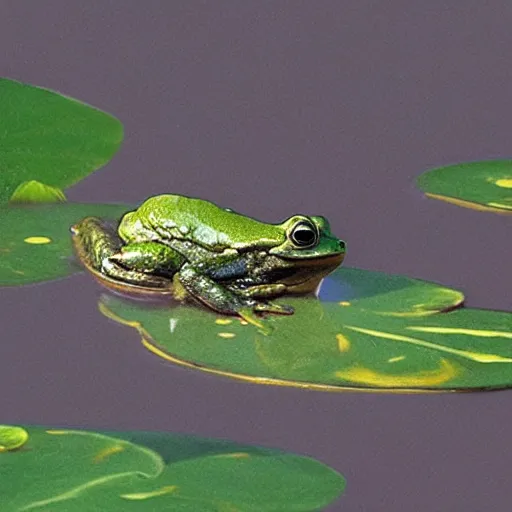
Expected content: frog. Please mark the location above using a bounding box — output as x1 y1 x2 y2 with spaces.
71 194 346 328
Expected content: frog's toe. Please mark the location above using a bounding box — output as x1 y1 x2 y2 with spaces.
278 304 295 315
254 302 294 315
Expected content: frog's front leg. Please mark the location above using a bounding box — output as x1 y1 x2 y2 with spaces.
175 264 293 326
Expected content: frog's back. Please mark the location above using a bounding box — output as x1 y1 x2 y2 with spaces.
139 194 285 251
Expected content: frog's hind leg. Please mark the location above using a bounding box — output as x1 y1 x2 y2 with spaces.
72 217 121 269
72 217 173 289
103 242 183 289
110 242 185 277
101 257 174 289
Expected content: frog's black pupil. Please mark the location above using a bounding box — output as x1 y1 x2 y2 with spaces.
292 224 317 247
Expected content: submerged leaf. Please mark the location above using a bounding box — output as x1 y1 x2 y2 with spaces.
9 180 66 204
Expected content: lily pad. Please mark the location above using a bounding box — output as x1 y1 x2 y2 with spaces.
100 293 512 392
417 160 512 213
0 203 130 286
0 78 123 204
319 267 464 316
0 425 344 511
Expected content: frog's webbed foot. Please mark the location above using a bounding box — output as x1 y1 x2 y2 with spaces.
253 302 294 315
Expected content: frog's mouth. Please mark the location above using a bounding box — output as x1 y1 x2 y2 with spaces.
283 274 330 294
287 252 345 267
278 253 345 294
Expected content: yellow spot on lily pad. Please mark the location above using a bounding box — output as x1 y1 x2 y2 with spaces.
215 318 233 325
388 356 406 363
24 236 51 244
218 332 236 339
93 444 125 463
494 178 512 188
336 359 457 387
122 485 177 501
339 301 351 306
336 333 351 352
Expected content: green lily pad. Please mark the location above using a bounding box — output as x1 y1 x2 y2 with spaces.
319 267 464 316
0 425 344 511
0 78 123 204
0 203 130 286
417 160 512 213
100 294 512 392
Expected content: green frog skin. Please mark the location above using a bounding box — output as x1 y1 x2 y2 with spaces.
72 194 346 325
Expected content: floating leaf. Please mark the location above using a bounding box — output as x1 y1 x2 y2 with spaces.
0 203 130 286
1 427 163 511
319 267 464 316
0 425 344 511
330 308 512 390
0 78 123 204
417 160 512 213
9 180 66 204
100 293 512 392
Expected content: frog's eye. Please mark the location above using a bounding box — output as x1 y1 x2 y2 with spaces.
289 221 318 248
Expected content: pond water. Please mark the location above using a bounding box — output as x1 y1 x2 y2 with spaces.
2 2 512 510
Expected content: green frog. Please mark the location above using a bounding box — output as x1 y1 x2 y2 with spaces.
72 194 345 327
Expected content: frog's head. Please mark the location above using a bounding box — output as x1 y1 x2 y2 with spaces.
270 215 346 261
266 215 345 293
262 215 344 292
